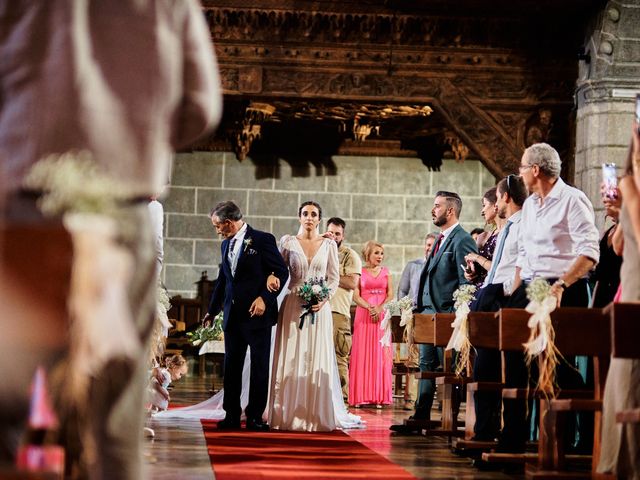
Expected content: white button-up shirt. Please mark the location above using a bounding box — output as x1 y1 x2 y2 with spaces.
482 210 522 295
516 178 600 281
228 222 248 274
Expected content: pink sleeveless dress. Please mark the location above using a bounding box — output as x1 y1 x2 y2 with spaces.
348 267 393 406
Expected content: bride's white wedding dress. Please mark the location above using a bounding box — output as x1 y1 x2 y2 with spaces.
156 235 362 431
269 235 362 431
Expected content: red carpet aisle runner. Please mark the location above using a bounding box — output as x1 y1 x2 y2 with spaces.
201 419 415 479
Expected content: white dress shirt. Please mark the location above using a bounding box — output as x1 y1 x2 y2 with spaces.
228 222 248 275
482 210 522 295
516 178 600 281
439 222 459 245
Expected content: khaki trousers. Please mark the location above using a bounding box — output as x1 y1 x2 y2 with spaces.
332 312 352 402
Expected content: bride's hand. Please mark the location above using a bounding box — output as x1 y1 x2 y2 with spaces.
311 299 327 312
266 273 280 292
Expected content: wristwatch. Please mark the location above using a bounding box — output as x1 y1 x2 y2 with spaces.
554 279 568 290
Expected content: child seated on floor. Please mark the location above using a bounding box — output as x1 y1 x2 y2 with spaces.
148 354 188 413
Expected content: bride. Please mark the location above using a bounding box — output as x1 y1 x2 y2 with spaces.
157 201 362 431
267 201 362 431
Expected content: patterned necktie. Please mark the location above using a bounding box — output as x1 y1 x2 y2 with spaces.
485 220 513 285
228 238 237 261
432 234 443 256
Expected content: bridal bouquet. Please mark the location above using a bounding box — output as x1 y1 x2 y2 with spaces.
296 277 331 329
187 312 224 346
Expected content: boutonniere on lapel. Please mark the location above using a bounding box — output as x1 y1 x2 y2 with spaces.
243 237 256 254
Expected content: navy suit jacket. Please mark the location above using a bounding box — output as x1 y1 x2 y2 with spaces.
417 224 478 313
208 225 288 330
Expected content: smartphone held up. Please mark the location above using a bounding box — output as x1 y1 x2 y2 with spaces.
602 163 618 200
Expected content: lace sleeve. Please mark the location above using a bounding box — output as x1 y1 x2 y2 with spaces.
278 234 291 265
325 239 340 297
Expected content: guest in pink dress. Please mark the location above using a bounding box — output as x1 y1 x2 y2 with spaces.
349 241 394 407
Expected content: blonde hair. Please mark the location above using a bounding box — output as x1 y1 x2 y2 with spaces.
165 354 187 370
362 240 384 264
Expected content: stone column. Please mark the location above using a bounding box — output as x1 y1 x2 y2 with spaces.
575 0 640 230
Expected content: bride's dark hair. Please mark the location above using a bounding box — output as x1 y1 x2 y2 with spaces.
298 200 322 220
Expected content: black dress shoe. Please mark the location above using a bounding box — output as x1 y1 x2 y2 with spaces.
246 418 270 432
389 423 421 434
217 417 241 430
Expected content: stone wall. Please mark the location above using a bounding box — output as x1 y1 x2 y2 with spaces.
161 152 496 298
575 0 640 230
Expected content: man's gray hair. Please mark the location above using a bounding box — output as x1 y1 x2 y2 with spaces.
210 201 243 222
425 232 438 243
524 143 561 178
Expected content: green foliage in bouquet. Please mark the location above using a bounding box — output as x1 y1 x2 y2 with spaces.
186 312 224 346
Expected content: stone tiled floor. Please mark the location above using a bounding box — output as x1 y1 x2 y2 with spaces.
144 372 523 479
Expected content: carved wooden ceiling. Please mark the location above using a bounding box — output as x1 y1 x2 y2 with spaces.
192 0 607 177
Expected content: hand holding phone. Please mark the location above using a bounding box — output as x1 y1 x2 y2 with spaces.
602 163 618 200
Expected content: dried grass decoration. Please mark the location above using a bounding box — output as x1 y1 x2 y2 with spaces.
381 295 414 348
446 284 477 376
523 278 561 395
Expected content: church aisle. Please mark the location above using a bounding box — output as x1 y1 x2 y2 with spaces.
145 375 522 479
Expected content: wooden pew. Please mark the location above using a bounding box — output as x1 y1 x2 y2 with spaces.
453 311 503 452
482 307 608 475
527 307 610 478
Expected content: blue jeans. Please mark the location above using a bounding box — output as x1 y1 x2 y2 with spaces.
414 344 442 419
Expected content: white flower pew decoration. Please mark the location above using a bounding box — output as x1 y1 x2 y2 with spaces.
446 284 476 376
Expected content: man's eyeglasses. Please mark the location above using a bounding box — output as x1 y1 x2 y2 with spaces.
518 164 533 172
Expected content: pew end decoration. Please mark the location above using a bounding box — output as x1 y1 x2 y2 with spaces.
446 284 476 376
524 278 560 396
381 295 414 348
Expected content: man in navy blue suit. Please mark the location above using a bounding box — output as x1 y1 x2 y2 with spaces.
204 201 288 431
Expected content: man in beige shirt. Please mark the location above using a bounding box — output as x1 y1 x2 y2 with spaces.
325 217 362 403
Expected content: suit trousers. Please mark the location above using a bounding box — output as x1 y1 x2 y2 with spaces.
470 283 505 440
223 320 272 421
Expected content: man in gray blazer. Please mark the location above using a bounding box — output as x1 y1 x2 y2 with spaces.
392 191 477 432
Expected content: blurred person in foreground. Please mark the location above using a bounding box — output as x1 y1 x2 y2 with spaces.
0 1 222 478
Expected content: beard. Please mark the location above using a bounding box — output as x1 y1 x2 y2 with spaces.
432 212 447 227
335 239 343 248
497 205 508 219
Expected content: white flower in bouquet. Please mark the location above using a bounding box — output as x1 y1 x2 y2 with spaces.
311 284 322 295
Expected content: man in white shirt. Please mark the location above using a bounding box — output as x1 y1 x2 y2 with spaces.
467 174 527 442
500 143 600 454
